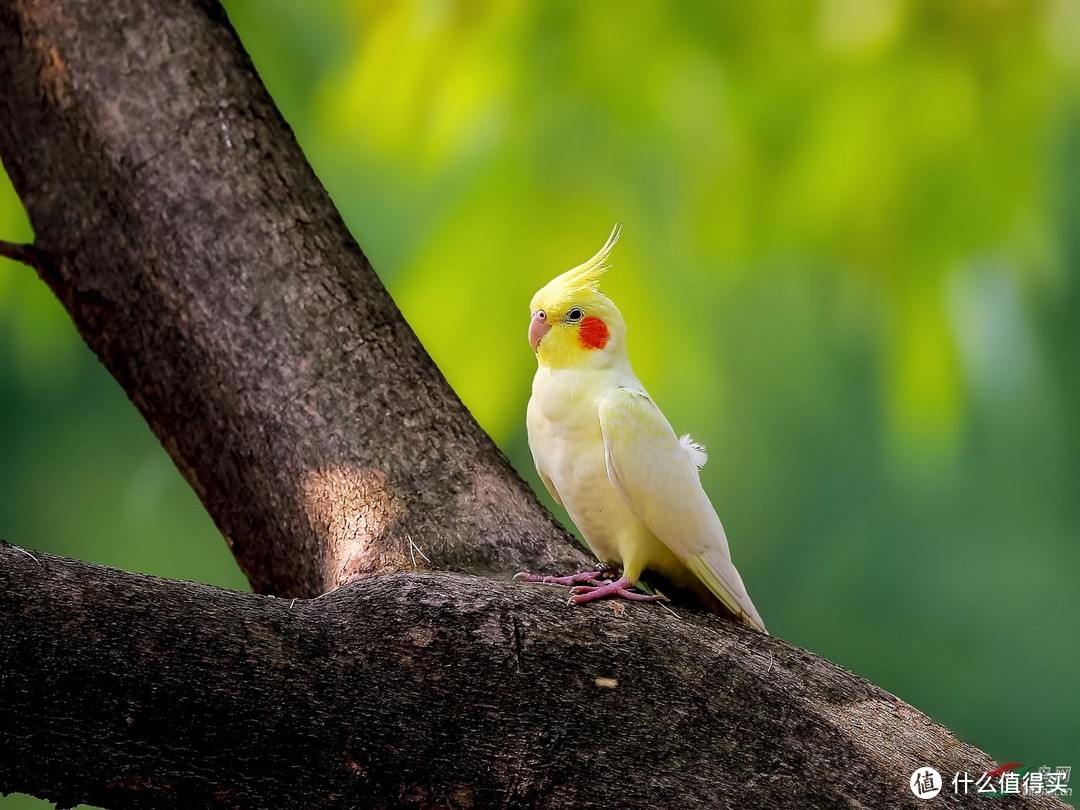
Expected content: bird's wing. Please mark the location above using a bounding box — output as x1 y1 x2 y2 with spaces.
527 390 564 507
598 388 767 632
537 468 563 507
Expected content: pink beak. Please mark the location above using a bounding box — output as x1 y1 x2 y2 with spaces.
529 311 551 352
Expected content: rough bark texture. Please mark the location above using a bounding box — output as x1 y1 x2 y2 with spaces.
1 541 1064 810
0 0 585 598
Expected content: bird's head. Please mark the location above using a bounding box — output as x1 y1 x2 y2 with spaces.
529 226 627 369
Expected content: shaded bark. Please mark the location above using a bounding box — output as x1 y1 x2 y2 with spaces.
0 0 585 599
2 541 1063 810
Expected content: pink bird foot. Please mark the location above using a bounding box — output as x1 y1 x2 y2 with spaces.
568 576 668 605
513 570 610 587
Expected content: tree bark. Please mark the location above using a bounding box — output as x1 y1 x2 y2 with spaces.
0 0 585 599
0 1 1064 809
1 541 1063 810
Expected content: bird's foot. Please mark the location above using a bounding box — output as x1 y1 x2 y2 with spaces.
513 569 611 587
567 576 668 605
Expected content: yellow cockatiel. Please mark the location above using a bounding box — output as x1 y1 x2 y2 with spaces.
516 227 767 633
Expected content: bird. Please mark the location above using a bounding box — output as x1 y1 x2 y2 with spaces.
514 226 767 633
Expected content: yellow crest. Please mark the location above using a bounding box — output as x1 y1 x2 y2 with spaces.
531 225 621 313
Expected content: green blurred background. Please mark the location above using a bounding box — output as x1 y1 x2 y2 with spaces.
2 1 1078 806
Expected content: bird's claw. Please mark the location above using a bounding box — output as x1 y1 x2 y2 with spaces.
566 576 669 605
515 569 665 608
513 570 609 587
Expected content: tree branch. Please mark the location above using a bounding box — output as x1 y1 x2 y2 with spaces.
0 0 586 598
1 541 1059 810
0 239 43 269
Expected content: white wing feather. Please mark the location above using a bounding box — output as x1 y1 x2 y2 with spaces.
537 469 563 507
598 388 767 632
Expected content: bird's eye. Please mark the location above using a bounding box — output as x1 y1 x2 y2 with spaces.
535 310 546 321
567 307 585 323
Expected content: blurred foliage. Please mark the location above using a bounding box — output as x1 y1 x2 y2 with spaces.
2 1 1078 806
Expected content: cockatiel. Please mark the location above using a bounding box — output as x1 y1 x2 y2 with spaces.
515 227 767 633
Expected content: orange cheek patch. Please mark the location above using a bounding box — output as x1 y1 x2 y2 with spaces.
578 316 610 350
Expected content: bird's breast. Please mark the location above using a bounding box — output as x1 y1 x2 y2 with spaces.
527 368 641 563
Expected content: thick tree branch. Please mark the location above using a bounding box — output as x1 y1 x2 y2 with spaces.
1 541 1061 810
0 0 586 598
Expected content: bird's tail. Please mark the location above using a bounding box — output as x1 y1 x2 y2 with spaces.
685 552 768 634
